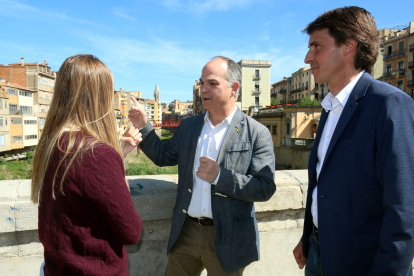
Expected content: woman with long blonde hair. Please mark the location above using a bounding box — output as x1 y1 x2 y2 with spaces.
32 54 142 276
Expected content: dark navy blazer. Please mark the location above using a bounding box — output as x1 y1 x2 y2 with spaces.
139 108 276 273
302 72 414 276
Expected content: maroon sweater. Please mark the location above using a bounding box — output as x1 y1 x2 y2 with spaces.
38 135 142 276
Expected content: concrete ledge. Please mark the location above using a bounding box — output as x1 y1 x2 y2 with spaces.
0 172 307 275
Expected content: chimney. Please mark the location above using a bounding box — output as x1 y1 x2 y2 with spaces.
21 57 24 66
44 58 47 64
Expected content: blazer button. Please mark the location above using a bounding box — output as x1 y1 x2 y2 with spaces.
188 189 192 193
182 209 187 214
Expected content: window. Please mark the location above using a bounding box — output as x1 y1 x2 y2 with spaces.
0 134 4 146
0 99 2 110
0 117 2 127
4 100 6 109
39 118 46 126
6 88 17 95
12 136 22 143
24 135 37 140
19 90 32 97
255 96 259 105
387 45 392 55
24 120 37 125
19 106 32 115
9 104 17 115
11 117 22 124
386 63 392 74
398 60 404 71
255 70 260 78
398 40 404 54
286 122 290 135
266 125 271 131
397 81 403 90
272 125 277 135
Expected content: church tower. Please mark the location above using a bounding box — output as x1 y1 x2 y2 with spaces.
154 84 161 121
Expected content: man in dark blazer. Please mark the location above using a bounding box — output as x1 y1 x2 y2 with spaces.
128 56 276 275
293 6 414 276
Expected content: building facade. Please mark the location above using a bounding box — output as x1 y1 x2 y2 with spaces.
270 78 287 104
380 22 414 97
0 57 56 139
238 60 272 114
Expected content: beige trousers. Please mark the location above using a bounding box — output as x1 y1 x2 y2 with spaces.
165 216 245 276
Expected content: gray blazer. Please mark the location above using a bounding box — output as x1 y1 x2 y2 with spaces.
139 108 276 273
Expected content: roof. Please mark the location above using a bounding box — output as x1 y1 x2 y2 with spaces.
271 79 287 86
0 80 36 92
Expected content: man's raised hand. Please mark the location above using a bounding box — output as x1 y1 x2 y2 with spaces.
128 96 148 129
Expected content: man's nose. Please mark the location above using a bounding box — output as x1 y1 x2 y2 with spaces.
304 50 313 64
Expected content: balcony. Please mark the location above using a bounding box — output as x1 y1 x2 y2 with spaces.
383 69 405 79
383 50 406 60
279 88 287 94
410 44 414 52
409 61 414 69
252 74 261 80
320 84 325 88
252 88 262 94
408 80 414 87
291 89 301 94
251 102 262 107
291 138 315 150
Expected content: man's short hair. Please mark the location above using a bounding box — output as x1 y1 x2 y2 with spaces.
212 56 242 99
303 6 380 74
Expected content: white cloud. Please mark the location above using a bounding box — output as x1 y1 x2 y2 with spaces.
0 0 105 28
113 7 138 22
160 0 259 13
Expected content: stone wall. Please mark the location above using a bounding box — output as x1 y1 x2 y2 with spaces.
0 171 306 275
274 146 311 169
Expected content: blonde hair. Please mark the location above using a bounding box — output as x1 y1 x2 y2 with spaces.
31 54 124 204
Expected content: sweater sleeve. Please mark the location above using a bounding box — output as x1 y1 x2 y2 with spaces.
82 144 142 245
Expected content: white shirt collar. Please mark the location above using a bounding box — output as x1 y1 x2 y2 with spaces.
321 70 365 112
204 105 238 126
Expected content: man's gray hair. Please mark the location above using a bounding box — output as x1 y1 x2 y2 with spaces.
212 56 241 100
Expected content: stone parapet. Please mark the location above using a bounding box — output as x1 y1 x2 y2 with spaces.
0 172 308 275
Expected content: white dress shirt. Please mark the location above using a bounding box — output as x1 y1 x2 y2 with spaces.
187 106 237 219
312 70 365 228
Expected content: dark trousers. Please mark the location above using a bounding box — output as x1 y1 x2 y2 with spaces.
305 233 324 276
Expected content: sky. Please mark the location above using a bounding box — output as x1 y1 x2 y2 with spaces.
0 0 412 104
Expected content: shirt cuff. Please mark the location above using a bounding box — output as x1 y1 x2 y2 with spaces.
211 169 221 185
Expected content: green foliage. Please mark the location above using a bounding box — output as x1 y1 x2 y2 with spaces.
297 96 320 106
161 130 170 135
124 153 178 176
4 154 10 158
271 98 278 106
0 159 33 180
160 136 172 143
26 150 34 164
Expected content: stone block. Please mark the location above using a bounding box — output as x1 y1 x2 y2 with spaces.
285 170 308 186
256 186 302 212
274 170 300 187
0 203 16 233
0 255 44 276
16 180 32 200
0 181 19 203
14 201 38 232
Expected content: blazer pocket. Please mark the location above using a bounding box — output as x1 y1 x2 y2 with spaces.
232 217 256 259
351 232 378 250
227 142 252 174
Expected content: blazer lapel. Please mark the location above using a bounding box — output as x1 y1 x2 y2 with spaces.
308 109 329 186
321 72 372 173
217 108 245 165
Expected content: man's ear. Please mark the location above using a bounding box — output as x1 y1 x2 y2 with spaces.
344 38 358 56
231 82 240 98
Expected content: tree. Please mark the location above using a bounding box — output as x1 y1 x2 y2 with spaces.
271 98 278 106
297 96 320 106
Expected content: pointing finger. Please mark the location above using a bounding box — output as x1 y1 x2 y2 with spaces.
130 96 141 109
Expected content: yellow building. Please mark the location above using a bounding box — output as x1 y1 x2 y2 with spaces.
0 83 10 152
238 60 272 114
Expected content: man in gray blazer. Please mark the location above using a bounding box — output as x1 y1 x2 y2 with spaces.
127 56 276 275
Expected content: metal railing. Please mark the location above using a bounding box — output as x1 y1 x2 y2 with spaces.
383 50 406 59
383 69 405 78
291 138 315 150
408 80 414 87
252 88 262 94
279 88 287 94
252 74 261 80
409 61 414 69
410 44 414 52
